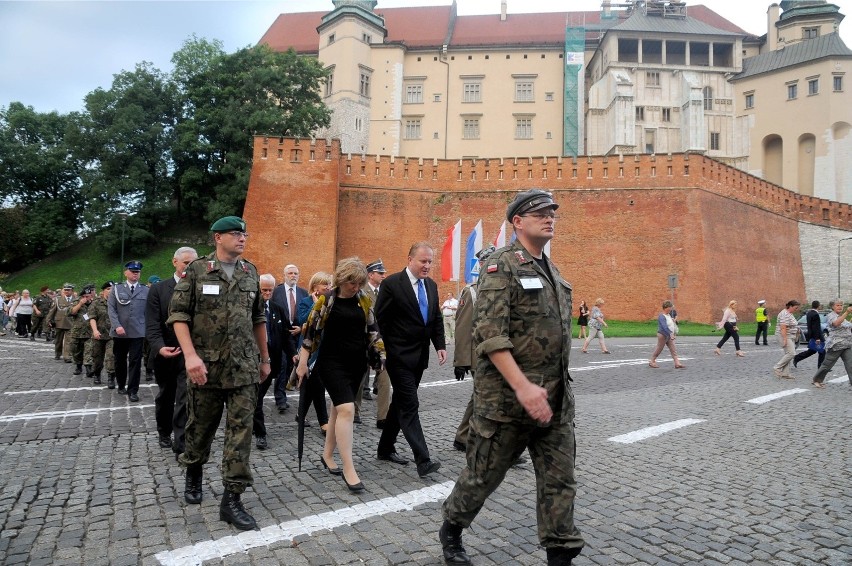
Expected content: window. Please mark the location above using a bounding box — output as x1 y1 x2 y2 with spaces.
662 107 671 122
362 33 372 44
360 72 371 98
404 119 421 139
545 92 554 102
515 118 532 139
463 83 481 103
803 27 820 39
463 118 480 139
745 92 754 109
406 84 423 103
328 33 335 45
835 75 844 91
515 82 534 102
645 130 655 154
788 83 798 100
325 70 334 97
703 87 713 111
635 106 645 121
710 132 720 151
646 71 660 87
434 93 442 102
808 78 819 95
354 117 362 132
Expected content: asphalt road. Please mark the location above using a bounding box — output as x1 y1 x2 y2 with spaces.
0 335 849 565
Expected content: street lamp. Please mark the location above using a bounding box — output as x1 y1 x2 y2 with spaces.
118 212 128 280
837 235 852 299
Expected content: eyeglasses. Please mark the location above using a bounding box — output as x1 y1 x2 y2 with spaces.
225 231 249 239
522 212 559 220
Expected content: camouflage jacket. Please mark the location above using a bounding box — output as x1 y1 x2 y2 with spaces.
32 294 53 318
473 239 574 424
88 297 111 340
167 254 265 389
68 298 92 339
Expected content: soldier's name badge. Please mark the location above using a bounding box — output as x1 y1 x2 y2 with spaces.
82 314 90 321
202 284 220 295
520 277 543 290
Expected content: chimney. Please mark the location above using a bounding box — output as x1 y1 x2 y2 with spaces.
767 3 781 51
501 0 507 21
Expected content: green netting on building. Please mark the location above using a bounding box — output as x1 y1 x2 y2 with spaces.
564 25 585 157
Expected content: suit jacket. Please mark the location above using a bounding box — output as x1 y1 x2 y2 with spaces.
375 269 445 372
146 277 178 353
47 294 75 330
108 281 149 338
266 300 295 362
271 283 309 325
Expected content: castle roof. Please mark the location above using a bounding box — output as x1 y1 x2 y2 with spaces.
258 3 751 53
733 32 852 80
609 7 745 37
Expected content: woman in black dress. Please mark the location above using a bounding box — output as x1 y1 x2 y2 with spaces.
296 258 384 493
577 300 589 339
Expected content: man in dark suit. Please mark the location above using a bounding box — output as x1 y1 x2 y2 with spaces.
271 264 308 413
253 273 294 449
146 247 198 456
376 242 446 478
793 300 826 369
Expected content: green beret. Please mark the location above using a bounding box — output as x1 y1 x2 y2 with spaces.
210 216 246 232
506 189 559 221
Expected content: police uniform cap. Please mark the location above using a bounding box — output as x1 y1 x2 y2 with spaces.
210 216 246 232
148 275 161 284
101 281 114 290
82 284 96 295
506 189 559 221
476 244 497 263
125 260 143 271
366 259 387 273
757 299 766 304
63 282 75 290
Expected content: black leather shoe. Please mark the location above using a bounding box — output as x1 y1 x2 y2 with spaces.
417 459 441 478
145 370 154 382
184 469 203 504
128 393 139 402
117 387 126 394
64 359 72 363
256 436 268 450
93 373 102 385
439 521 471 565
320 456 342 476
219 490 257 530
376 419 385 429
452 440 466 452
107 375 116 389
377 452 408 465
793 358 799 368
342 474 365 493
158 435 172 448
84 365 93 377
546 547 578 566
73 364 83 375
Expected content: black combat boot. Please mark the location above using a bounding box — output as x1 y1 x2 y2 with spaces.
73 364 83 375
546 547 577 566
184 467 203 504
107 373 116 389
92 372 102 385
219 489 257 530
439 520 471 565
84 364 93 378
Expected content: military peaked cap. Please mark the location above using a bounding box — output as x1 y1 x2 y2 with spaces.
506 189 559 221
125 260 143 271
366 259 387 273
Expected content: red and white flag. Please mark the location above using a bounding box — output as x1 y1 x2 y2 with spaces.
493 221 507 248
441 219 461 281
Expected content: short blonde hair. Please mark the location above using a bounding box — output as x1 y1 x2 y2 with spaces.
308 271 333 293
334 257 368 287
595 298 605 306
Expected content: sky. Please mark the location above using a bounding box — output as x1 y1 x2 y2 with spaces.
2 0 851 115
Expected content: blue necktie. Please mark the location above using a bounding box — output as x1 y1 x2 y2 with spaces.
417 279 428 323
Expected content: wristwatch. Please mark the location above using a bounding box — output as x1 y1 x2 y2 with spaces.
260 357 271 364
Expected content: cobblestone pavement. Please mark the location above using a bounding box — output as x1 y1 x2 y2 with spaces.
0 335 849 565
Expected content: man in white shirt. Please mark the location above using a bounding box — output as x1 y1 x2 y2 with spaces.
271 264 307 412
441 292 459 340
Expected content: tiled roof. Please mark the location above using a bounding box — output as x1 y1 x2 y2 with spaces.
258 3 751 53
733 32 852 80
609 7 744 36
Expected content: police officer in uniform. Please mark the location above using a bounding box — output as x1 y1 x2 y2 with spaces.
46 283 75 362
168 216 271 531
755 300 770 346
89 282 114 386
108 260 149 401
68 284 95 376
440 190 584 566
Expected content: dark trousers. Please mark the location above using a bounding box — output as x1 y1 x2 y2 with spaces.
154 353 187 451
716 322 741 351
16 314 32 336
793 346 825 368
273 344 292 409
254 354 282 437
378 363 430 464
755 322 769 345
113 337 143 394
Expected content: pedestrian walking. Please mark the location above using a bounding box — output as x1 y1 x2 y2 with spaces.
715 300 745 357
648 300 685 369
773 300 801 379
811 300 852 389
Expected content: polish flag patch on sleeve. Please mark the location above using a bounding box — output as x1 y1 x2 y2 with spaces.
486 264 498 273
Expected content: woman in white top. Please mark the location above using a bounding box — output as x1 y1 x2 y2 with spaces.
714 300 745 357
13 289 35 337
773 300 801 379
811 299 852 388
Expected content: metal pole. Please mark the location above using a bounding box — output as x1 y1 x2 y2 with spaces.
119 213 127 281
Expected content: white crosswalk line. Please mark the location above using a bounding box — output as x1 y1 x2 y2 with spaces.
608 418 705 444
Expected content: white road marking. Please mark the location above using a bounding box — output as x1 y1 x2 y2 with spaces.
828 375 849 384
572 358 693 372
154 481 456 566
608 418 704 444
745 389 809 405
5 383 157 395
0 404 154 422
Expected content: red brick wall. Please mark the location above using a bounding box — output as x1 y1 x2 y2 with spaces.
243 137 834 322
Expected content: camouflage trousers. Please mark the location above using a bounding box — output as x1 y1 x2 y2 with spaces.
90 339 114 375
180 383 258 494
69 336 92 365
442 414 585 552
30 315 45 336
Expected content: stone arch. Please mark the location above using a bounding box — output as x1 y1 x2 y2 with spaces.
797 133 816 196
763 134 783 186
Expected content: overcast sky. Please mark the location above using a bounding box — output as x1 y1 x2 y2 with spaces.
2 0 851 115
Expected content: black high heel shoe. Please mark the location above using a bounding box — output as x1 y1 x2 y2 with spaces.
320 456 342 476
342 473 365 493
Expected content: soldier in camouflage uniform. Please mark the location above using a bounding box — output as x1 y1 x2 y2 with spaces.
440 190 584 566
89 282 114 386
167 216 271 531
29 286 53 340
67 284 95 376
